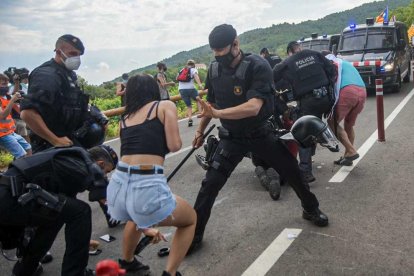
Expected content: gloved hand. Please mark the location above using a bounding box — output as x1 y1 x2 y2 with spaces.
98 201 121 228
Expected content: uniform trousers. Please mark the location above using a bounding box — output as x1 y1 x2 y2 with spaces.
193 128 319 238
0 174 91 276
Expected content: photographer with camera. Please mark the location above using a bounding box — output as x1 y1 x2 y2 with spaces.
5 68 31 143
0 145 118 276
0 73 32 159
20 34 108 153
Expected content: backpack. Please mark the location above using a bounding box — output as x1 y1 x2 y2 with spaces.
176 67 192 82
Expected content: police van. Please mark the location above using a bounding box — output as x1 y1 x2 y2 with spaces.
337 18 411 92
298 33 341 54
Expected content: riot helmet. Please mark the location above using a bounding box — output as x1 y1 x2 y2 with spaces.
280 115 339 152
74 121 105 149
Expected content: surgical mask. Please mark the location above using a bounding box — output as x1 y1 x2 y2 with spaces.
215 45 236 68
21 83 28 90
60 50 81 71
0 87 9 96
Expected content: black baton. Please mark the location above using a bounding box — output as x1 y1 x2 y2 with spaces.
167 124 216 182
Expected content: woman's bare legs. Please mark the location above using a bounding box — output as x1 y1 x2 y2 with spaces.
157 195 196 275
122 221 141 262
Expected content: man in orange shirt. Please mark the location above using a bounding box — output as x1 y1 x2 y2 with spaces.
0 73 31 158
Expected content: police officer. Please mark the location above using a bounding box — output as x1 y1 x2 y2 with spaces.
188 24 329 254
259 47 282 69
273 41 337 183
0 144 118 276
20 34 107 153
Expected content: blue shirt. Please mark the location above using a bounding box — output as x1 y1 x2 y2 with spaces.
340 60 365 89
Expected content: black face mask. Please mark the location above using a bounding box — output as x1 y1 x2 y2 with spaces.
215 45 236 68
0 87 9 96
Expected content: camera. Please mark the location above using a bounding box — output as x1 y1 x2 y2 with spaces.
4 67 29 83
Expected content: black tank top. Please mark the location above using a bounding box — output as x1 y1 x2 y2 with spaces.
120 102 169 157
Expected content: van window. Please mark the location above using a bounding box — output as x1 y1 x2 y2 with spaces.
341 28 395 51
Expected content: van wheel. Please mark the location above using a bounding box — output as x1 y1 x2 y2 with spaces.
403 65 410 83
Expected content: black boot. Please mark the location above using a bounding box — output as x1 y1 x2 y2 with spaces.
302 208 329 227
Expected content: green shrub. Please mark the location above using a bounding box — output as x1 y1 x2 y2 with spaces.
0 150 13 169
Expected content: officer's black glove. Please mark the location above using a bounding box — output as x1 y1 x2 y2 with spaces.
98 201 121 228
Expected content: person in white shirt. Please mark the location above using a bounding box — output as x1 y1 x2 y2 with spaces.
178 59 203 127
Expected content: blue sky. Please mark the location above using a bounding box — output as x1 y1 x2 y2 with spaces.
0 0 377 85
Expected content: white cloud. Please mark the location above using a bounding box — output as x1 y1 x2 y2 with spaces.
0 0 379 84
97 62 110 71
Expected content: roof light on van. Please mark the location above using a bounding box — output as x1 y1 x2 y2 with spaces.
366 18 375 25
349 23 356 30
383 21 389 26
311 33 318 39
322 34 328 38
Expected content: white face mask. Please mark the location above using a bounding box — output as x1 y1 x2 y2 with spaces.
60 50 81 71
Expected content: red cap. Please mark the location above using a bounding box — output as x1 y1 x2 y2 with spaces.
96 260 126 276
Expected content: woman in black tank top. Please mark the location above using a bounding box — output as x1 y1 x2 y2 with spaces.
107 74 196 276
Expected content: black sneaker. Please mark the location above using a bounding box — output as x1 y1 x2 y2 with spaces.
188 119 193 127
84 268 95 276
301 171 315 184
162 271 182 276
118 258 150 272
186 235 203 256
302 208 329 227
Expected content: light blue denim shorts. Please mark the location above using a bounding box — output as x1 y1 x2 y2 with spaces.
107 161 176 229
0 132 31 158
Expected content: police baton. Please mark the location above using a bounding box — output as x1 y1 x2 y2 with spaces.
167 124 216 182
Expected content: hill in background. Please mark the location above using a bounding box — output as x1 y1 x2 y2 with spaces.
113 0 410 82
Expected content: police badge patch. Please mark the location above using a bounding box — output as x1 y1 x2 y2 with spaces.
233 86 243 96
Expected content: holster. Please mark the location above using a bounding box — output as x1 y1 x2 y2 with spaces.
0 174 25 197
218 126 232 140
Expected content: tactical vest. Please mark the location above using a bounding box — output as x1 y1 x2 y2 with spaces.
35 61 89 135
286 50 331 98
208 54 273 134
9 147 102 197
0 97 16 138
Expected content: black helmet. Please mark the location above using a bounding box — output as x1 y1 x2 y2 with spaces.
74 121 105 149
281 115 339 152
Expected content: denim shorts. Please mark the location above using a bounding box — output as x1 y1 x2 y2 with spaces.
0 132 31 158
106 161 176 229
179 89 198 107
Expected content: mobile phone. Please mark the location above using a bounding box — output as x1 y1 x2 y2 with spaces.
99 234 116 243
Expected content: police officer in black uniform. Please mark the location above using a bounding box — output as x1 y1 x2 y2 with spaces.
188 24 329 254
0 145 118 276
273 41 337 183
20 34 107 153
260 47 282 69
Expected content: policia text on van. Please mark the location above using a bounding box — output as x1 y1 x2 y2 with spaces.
336 18 411 92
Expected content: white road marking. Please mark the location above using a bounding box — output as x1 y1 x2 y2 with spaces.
242 228 302 276
329 87 414 182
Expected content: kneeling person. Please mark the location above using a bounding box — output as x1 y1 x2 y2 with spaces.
0 145 118 276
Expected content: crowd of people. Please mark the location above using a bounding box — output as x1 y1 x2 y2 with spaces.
0 23 367 276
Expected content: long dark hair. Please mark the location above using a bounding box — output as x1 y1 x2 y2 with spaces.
123 74 161 118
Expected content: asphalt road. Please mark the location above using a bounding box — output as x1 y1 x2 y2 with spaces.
1 81 414 275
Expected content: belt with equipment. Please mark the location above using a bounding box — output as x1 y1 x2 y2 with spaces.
116 165 164 175
0 175 24 197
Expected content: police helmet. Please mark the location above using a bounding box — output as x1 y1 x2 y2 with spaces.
75 122 105 149
281 115 339 152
